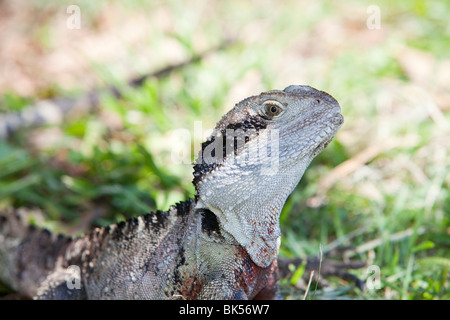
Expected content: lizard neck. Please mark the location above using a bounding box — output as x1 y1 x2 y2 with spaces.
194 157 311 268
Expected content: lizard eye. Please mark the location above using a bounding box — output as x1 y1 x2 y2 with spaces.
260 100 285 119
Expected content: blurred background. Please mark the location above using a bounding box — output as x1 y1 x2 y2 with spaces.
0 0 448 299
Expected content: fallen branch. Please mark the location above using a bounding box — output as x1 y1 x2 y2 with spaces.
0 38 235 139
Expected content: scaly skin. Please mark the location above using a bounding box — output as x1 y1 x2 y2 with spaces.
0 85 343 299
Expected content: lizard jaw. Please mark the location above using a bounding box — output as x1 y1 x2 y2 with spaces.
312 113 343 156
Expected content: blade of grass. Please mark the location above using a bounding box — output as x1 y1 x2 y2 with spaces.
0 174 41 198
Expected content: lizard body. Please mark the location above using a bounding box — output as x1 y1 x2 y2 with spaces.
0 85 343 299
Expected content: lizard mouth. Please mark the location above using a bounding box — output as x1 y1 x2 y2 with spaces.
312 136 334 156
311 113 343 156
323 138 333 149
329 112 344 126
336 112 344 124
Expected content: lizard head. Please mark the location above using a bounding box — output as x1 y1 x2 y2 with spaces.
193 85 343 268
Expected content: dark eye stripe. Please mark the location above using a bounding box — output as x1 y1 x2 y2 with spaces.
193 115 267 189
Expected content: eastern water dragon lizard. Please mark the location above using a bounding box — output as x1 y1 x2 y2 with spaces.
0 85 361 299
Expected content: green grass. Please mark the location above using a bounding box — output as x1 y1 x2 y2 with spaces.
0 0 449 299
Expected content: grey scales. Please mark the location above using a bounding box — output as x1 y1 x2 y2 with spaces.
0 85 345 299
